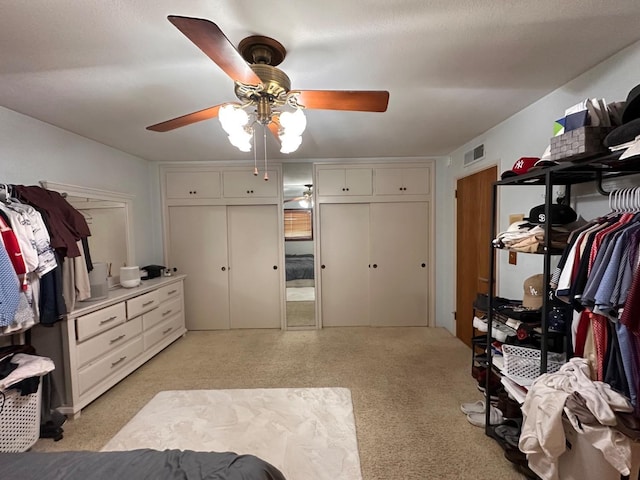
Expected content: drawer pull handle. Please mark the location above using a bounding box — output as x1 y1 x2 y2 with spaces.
168 289 177 295
99 316 118 325
110 334 126 344
111 356 127 367
162 309 173 317
162 327 173 335
142 300 155 307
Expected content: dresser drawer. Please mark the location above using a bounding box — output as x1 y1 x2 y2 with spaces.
77 317 143 367
78 336 144 395
76 302 127 342
143 314 183 350
157 281 183 303
142 297 182 330
127 291 160 319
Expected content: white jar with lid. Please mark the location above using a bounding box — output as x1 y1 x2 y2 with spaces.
120 266 141 288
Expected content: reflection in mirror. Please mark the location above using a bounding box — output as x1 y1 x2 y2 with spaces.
283 163 315 328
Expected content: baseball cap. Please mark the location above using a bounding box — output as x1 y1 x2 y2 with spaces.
525 203 577 225
500 157 539 179
522 274 544 310
528 159 559 171
622 83 640 124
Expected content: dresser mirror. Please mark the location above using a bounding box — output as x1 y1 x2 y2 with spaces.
40 181 135 286
283 163 316 328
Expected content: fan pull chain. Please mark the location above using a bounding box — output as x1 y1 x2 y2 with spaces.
263 126 269 181
253 128 258 176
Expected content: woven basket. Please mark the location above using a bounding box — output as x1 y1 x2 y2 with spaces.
502 344 565 386
0 382 42 452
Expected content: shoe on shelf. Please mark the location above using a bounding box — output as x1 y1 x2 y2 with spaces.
473 315 488 332
476 369 504 399
471 365 485 380
467 405 504 427
494 420 521 449
496 391 523 419
460 400 486 415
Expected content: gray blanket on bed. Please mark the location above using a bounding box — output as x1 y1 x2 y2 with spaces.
0 449 286 480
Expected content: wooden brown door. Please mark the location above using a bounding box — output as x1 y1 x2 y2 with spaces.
455 166 496 347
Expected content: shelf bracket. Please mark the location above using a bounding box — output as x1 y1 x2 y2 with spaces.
595 171 611 196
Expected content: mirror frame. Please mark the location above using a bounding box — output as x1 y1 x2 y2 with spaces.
39 181 136 267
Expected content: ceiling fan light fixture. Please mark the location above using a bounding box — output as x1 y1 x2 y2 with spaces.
228 128 252 152
219 103 249 135
279 108 307 136
280 133 302 154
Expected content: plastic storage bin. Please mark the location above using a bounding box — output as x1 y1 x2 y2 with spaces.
0 380 42 452
502 344 565 386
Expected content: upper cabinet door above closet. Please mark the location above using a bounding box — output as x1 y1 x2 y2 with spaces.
374 167 430 196
222 170 279 199
316 167 372 196
165 171 221 199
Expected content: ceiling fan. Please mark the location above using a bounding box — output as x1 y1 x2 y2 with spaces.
285 184 313 205
147 16 389 155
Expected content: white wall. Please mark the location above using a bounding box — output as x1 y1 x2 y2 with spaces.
0 107 162 266
435 39 640 335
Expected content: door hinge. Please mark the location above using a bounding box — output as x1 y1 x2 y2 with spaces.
453 311 457 320
454 189 457 199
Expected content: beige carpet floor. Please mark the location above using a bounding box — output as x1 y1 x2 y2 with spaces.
32 327 526 480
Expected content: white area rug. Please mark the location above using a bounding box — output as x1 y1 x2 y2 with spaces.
102 387 362 480
286 286 315 301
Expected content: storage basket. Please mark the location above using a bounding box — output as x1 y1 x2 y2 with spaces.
502 344 566 386
549 126 613 162
0 380 42 452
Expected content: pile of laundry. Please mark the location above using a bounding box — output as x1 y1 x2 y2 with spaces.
520 357 637 480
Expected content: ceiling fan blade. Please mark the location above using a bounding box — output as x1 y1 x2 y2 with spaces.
147 104 222 132
168 15 262 85
284 196 305 203
295 90 389 112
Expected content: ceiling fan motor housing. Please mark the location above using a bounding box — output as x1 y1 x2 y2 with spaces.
249 64 291 98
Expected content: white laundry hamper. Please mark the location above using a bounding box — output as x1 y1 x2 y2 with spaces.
0 379 42 452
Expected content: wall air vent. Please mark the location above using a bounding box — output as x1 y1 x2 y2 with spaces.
463 144 485 167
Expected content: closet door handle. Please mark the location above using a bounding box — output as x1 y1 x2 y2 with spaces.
421 263 426 268
221 266 226 271
321 265 326 269
273 265 278 270
372 264 378 268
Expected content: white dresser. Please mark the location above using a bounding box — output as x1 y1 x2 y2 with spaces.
32 275 186 418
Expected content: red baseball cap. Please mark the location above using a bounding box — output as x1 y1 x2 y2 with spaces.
501 157 540 179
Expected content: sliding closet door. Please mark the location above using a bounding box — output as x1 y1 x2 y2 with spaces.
168 206 230 330
319 203 370 326
369 202 429 326
227 205 281 328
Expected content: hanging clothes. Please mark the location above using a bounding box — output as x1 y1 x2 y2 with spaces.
551 188 640 414
0 240 20 327
14 185 91 258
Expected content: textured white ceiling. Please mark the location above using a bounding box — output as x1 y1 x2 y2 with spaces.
2 0 640 162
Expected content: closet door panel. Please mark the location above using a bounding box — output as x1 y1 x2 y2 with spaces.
227 205 281 328
168 206 230 330
369 202 429 326
319 204 370 326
